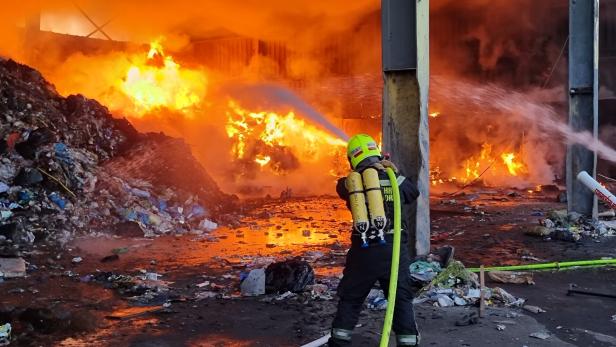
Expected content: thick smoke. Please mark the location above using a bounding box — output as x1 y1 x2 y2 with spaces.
431 0 568 87
3 0 609 194
428 0 572 188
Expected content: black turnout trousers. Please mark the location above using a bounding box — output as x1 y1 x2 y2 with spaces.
329 239 418 346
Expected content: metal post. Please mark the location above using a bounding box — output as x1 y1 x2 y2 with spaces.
567 0 599 217
382 0 430 256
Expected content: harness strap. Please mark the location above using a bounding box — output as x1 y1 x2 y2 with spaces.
379 175 406 187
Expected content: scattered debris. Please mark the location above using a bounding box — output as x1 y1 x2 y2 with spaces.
492 287 525 306
88 271 171 305
414 260 525 309
0 323 10 346
525 226 551 237
410 260 442 282
366 289 388 310
194 291 218 300
71 256 83 264
310 284 333 300
265 258 314 294
523 305 547 314
495 324 506 331
436 295 455 307
526 207 616 242
241 268 266 296
275 291 297 301
529 331 550 340
487 271 535 285
0 257 26 278
195 281 210 288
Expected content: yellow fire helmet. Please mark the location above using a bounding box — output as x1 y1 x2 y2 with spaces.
346 134 381 169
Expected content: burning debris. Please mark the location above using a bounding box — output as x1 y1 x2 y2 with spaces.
0 58 227 252
225 100 347 176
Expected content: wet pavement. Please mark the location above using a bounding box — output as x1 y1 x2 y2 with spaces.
3 192 616 346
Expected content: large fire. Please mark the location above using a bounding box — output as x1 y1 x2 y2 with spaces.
51 38 350 193
225 100 347 174
431 141 528 186
120 39 207 117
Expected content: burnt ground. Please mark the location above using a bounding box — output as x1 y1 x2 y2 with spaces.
2 190 616 346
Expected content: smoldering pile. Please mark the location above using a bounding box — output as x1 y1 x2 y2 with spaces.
0 58 230 253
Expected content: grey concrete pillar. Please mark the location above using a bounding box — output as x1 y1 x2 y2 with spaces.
382 0 430 256
567 0 599 217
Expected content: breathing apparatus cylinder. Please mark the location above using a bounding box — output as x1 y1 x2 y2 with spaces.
345 171 370 247
362 168 387 245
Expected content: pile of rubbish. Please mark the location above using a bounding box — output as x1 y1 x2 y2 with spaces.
414 261 524 308
409 248 526 309
0 58 228 252
526 209 616 242
80 270 173 306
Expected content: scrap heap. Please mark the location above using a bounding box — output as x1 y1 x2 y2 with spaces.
0 59 228 253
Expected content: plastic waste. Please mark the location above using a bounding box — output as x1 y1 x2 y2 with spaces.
436 294 455 307
18 190 32 203
49 192 67 209
199 219 218 231
366 289 388 310
409 260 442 282
187 204 206 219
241 268 266 296
130 188 151 198
265 258 314 293
0 323 11 346
54 143 72 165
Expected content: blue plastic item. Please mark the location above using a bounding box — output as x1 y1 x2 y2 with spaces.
49 192 66 209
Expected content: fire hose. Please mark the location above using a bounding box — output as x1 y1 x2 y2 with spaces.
380 167 402 347
467 258 616 273
300 167 402 347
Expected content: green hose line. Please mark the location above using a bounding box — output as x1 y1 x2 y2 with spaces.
380 167 402 347
468 258 616 273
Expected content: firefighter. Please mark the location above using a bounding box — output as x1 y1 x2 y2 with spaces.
329 134 420 346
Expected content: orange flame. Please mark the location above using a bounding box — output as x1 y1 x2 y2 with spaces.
120 38 207 116
431 142 529 186
501 152 525 176
225 100 346 173
255 154 272 166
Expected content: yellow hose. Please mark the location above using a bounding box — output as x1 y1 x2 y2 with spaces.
380 167 401 347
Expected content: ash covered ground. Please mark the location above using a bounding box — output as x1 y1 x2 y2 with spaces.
0 60 616 347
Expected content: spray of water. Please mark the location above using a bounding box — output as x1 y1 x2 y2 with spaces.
432 77 616 164
225 83 349 141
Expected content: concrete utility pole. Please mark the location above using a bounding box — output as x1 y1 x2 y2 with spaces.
567 0 599 217
381 0 430 256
